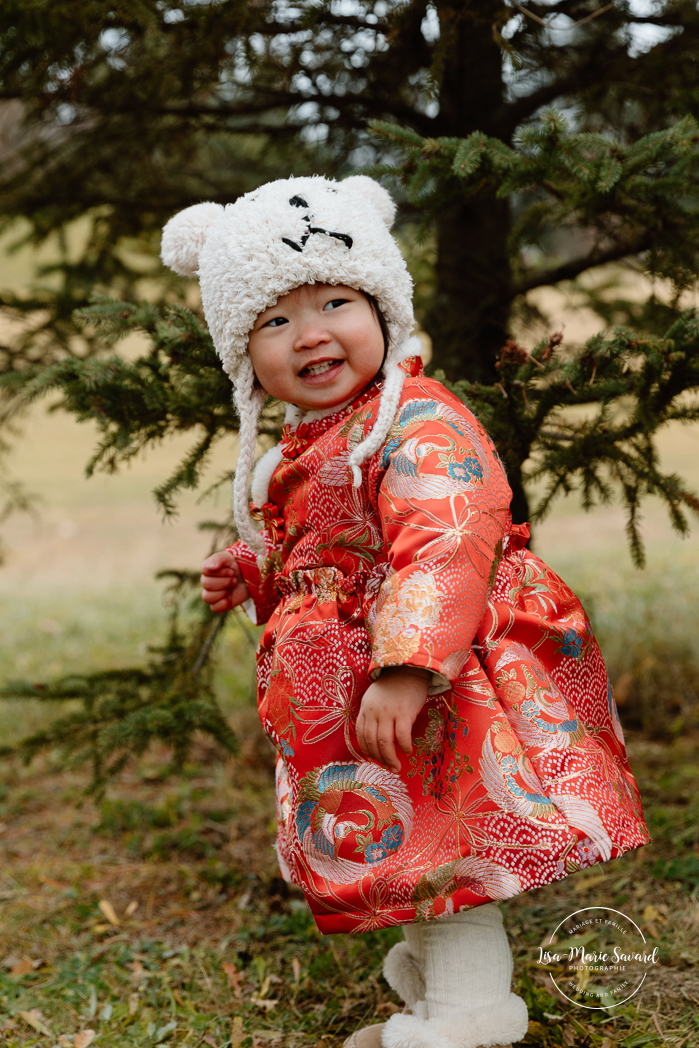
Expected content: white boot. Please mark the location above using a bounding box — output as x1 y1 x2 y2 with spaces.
383 940 426 1011
381 904 528 1048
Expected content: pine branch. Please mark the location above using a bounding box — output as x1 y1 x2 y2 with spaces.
0 566 242 797
372 112 699 297
511 238 650 295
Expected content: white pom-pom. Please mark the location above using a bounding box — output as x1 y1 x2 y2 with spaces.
341 175 396 227
161 202 224 276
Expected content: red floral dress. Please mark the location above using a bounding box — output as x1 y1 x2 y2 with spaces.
230 361 649 935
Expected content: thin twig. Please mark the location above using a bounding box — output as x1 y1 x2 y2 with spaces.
513 2 547 26
572 2 615 28
192 611 229 679
651 1012 665 1042
513 1 614 31
234 606 258 650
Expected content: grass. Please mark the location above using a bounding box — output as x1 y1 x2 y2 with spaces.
1 727 699 1048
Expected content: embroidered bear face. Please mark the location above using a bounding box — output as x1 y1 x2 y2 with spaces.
281 194 353 253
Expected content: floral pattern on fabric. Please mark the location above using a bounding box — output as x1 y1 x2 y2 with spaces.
296 761 414 884
229 362 650 934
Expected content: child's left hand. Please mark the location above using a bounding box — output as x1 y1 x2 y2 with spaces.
356 667 430 773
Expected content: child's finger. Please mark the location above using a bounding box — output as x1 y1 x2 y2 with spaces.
202 588 230 605
395 716 414 756
362 717 380 764
355 714 367 756
201 566 237 581
201 550 236 574
201 574 235 591
376 726 399 772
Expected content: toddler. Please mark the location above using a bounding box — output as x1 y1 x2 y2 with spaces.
161 176 649 1048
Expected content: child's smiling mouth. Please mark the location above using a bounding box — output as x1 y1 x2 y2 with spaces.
299 359 344 381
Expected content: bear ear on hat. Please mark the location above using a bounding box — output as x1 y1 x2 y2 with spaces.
161 202 225 276
341 175 396 228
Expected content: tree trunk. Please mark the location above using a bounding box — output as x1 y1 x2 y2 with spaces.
508 468 531 528
424 0 511 384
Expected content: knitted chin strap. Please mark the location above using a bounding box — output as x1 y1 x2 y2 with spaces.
232 357 266 556
347 338 417 486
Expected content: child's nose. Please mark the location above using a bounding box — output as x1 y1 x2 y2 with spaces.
293 323 331 352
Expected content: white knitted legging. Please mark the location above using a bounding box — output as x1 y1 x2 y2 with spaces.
382 905 529 1048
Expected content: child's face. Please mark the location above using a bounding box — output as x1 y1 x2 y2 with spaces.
247 283 385 411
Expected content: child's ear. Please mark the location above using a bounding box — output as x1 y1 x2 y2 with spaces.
160 201 225 276
341 175 396 228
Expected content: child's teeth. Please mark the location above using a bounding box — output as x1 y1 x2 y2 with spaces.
307 361 335 375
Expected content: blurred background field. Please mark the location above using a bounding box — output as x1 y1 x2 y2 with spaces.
0 402 258 745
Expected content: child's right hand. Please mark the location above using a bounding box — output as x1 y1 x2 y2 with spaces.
356 667 430 773
201 549 250 613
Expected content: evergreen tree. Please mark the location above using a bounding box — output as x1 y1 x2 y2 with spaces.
2 1 699 786
2 0 699 379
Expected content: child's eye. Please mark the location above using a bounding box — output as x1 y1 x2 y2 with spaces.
264 316 288 328
323 298 349 310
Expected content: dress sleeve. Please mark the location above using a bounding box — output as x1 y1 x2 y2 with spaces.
368 388 512 692
227 540 280 626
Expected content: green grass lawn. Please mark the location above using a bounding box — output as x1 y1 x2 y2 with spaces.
0 731 698 1048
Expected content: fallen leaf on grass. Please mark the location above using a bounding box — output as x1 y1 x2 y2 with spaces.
74 1031 96 1048
125 900 139 917
155 1021 177 1042
250 996 278 1011
18 1010 51 1036
291 957 301 986
127 960 146 980
203 1036 218 1047
258 973 281 997
98 899 120 926
643 903 664 939
573 873 607 892
222 960 242 996
90 934 130 958
10 958 35 977
231 1017 244 1048
39 874 67 889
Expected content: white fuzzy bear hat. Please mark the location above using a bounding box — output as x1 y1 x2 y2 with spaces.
161 174 416 555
